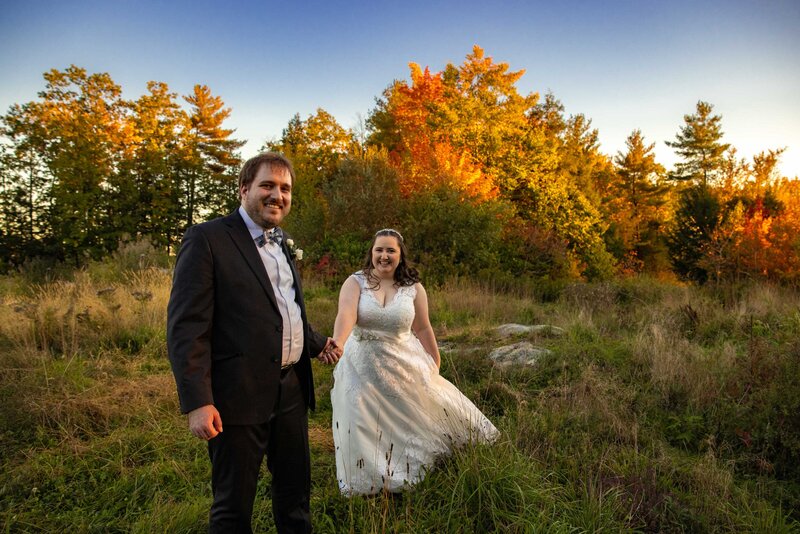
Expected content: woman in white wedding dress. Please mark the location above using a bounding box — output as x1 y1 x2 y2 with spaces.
330 229 498 495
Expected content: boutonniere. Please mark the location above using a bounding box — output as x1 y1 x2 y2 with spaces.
285 238 304 261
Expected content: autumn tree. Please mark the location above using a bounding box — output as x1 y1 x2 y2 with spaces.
708 148 790 281
751 148 786 188
11 66 128 262
0 66 243 266
368 45 543 199
368 63 490 198
268 108 351 182
717 147 750 204
368 48 615 278
510 95 615 278
183 84 244 225
767 178 800 281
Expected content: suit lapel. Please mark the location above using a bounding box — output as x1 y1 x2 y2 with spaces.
223 211 280 314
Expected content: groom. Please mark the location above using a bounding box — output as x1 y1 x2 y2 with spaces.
167 152 341 533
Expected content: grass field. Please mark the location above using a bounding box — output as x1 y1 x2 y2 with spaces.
1 263 799 532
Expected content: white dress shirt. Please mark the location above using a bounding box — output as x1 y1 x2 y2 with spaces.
239 206 304 367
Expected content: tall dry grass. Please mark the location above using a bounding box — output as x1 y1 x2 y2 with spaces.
1 269 798 532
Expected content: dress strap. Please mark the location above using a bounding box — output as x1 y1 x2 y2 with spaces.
399 282 417 299
352 271 367 290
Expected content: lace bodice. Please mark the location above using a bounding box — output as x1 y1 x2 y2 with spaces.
351 271 417 341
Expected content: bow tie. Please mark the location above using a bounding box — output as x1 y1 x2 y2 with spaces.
256 227 283 247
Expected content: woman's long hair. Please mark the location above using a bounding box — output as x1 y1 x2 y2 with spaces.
361 229 420 289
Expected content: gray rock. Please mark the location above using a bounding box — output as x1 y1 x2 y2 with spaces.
495 324 533 337
488 342 552 367
495 323 566 338
529 324 566 336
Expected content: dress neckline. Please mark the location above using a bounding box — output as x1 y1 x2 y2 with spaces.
363 287 401 309
356 271 412 309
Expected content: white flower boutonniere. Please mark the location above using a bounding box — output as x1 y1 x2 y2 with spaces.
286 238 303 261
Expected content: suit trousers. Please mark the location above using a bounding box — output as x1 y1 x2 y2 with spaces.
207 366 311 534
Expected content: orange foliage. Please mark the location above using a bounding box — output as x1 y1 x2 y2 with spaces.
385 64 496 200
765 180 800 281
715 180 800 282
737 200 774 277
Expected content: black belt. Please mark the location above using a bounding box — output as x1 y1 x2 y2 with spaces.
280 362 296 378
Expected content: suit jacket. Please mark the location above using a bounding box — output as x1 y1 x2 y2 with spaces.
167 210 326 425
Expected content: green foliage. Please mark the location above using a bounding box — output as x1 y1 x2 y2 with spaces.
401 187 508 283
266 109 355 249
668 184 722 283
607 129 670 271
666 100 731 186
497 222 575 281
321 149 403 239
3 54 799 284
0 66 243 269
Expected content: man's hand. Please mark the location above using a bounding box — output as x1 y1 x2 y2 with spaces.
187 404 223 440
316 337 342 364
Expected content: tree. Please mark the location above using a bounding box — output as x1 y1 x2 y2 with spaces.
183 84 244 226
667 184 722 282
267 108 351 182
115 81 187 249
368 47 616 278
265 108 353 243
608 130 669 270
368 63 493 199
717 147 750 204
0 66 245 266
13 66 128 263
751 148 786 187
666 101 730 186
0 109 52 264
512 95 616 279
559 113 614 206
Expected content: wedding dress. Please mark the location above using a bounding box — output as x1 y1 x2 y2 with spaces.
331 271 499 495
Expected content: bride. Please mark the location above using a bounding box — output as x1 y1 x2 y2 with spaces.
330 228 498 495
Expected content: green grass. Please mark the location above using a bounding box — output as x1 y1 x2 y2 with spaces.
1 268 799 532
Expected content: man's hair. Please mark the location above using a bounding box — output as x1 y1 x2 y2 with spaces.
238 152 295 191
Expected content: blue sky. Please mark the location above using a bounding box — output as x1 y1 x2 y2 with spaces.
2 0 799 177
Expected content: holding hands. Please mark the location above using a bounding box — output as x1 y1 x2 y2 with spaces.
317 337 342 364
188 338 341 441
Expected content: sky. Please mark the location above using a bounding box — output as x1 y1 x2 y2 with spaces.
2 0 799 178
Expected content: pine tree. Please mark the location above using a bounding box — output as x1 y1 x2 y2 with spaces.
13 66 127 263
0 107 52 264
184 85 243 225
667 184 722 282
609 130 668 269
115 81 187 249
666 101 730 186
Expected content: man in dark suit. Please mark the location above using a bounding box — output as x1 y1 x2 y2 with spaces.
167 152 341 533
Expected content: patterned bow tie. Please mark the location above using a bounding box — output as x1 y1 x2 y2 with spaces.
256 227 283 248
266 227 283 246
